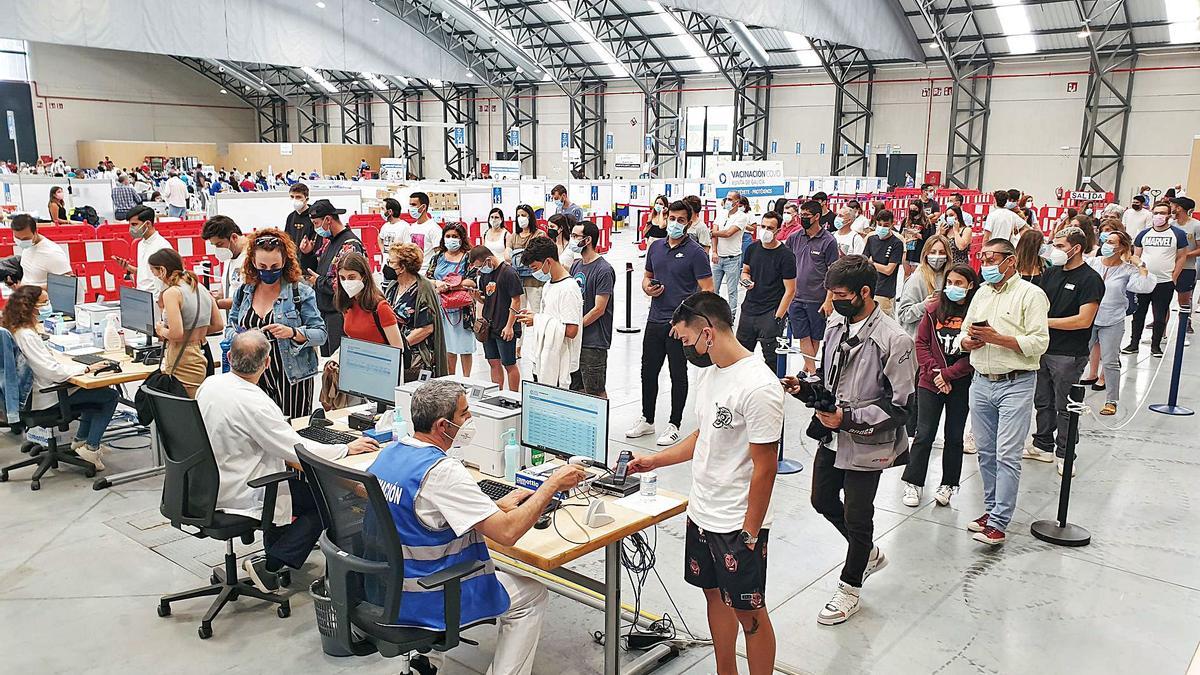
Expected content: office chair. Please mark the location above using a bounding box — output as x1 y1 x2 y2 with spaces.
146 388 292 640
0 382 100 491
297 446 491 675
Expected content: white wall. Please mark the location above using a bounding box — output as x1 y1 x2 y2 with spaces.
25 42 256 166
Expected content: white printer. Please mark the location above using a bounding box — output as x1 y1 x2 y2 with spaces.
393 375 520 477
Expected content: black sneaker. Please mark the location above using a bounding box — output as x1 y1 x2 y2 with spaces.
242 557 280 592
1151 345 1164 358
1120 343 1139 355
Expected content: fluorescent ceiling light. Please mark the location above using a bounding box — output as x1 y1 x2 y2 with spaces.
784 32 823 68
301 66 340 93
993 0 1038 54
648 1 719 73
315 1 325 7
428 78 445 87
362 72 390 91
546 0 627 78
448 0 547 80
1166 0 1200 43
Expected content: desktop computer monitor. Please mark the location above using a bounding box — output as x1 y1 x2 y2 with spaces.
119 286 156 335
520 380 609 465
47 273 79 318
339 338 405 410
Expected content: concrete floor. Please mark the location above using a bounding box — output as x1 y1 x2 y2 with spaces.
3 229 1200 674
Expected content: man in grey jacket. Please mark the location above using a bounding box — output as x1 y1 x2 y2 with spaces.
783 255 916 626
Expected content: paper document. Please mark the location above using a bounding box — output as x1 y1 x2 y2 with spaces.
613 493 684 517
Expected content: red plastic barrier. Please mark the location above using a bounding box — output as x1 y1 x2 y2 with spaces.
96 223 131 239
0 229 11 245
349 213 385 228
156 220 205 237
64 238 131 268
349 224 382 270
34 224 98 242
74 260 132 303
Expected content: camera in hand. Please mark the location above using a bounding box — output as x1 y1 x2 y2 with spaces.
790 374 839 443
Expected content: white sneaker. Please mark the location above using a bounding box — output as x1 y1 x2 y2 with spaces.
934 485 956 506
74 444 105 471
962 431 977 454
902 483 921 507
816 582 861 626
625 417 655 439
862 546 887 582
655 424 681 446
1022 445 1055 463
242 557 279 592
1056 458 1077 477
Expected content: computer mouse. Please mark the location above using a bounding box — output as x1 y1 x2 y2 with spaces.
534 514 551 530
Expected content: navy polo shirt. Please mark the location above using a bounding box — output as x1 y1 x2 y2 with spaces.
645 236 713 324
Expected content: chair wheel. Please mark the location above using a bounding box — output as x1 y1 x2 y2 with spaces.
412 654 438 675
277 570 291 588
211 573 221 585
30 480 40 491
85 467 96 478
277 603 290 619
157 603 171 617
198 624 213 639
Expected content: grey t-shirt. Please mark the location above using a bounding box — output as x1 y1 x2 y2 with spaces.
571 256 616 350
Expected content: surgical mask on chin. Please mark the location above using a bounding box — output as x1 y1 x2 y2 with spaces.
927 254 947 270
1152 214 1169 228
760 229 776 244
943 285 968 302
340 278 365 297
667 222 686 239
151 277 166 292
980 264 1005 284
292 199 305 212
213 246 233 262
445 418 476 451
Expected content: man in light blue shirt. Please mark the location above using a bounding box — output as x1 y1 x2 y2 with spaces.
550 184 584 222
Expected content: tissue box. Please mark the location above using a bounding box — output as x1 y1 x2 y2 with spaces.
515 463 569 500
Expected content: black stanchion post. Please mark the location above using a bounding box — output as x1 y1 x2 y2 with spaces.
1030 383 1091 546
1149 305 1193 416
616 262 641 334
775 323 803 475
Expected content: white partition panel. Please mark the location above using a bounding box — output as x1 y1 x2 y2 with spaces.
213 189 363 232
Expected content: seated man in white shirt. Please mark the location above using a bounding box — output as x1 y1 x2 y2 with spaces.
196 330 379 590
11 213 70 287
367 380 587 675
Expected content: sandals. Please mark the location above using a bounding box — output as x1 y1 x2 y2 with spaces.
1100 402 1117 416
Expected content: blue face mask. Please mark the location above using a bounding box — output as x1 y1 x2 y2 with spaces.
313 219 330 237
444 238 461 252
409 206 422 219
876 226 891 239
532 269 552 283
257 267 284 285
479 264 494 274
568 238 586 254
943 285 968 302
980 264 1005 284
667 221 687 239
1100 243 1116 258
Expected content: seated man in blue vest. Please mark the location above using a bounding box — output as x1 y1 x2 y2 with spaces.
369 379 588 675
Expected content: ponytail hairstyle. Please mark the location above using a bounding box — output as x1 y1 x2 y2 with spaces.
146 248 197 288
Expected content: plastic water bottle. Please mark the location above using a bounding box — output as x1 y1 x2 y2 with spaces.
220 333 232 373
392 407 407 439
640 471 658 498
103 314 123 352
502 429 519 482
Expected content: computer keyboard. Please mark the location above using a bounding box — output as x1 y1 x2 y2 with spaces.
297 425 358 445
72 353 108 365
477 479 561 514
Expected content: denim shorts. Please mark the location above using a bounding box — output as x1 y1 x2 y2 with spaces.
482 334 518 366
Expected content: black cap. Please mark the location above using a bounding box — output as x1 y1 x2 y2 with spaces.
308 199 346 219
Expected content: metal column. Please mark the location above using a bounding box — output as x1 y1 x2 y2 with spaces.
1074 0 1137 195
810 40 874 176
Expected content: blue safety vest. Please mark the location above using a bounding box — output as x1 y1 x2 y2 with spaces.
367 441 510 631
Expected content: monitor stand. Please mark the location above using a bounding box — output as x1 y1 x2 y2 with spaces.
374 401 392 416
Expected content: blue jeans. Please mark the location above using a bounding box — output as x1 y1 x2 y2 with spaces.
711 255 742 320
167 204 187 218
969 371 1035 532
67 387 120 448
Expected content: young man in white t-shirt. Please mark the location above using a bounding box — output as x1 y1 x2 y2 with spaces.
11 214 70 287
627 291 783 675
1127 203 1188 356
517 236 582 387
982 188 1024 244
407 191 442 268
711 195 749 321
1122 194 1152 232
378 198 412 254
116 206 174 299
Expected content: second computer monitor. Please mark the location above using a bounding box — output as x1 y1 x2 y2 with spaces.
520 381 609 465
119 286 156 335
46 273 79 318
338 338 405 407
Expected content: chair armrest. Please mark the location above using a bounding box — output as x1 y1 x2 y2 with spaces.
417 560 484 590
39 383 73 394
247 470 300 489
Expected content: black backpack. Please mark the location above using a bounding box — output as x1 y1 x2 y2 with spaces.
73 205 100 226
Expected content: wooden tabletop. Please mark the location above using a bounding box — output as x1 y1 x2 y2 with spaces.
295 406 688 572
56 348 160 389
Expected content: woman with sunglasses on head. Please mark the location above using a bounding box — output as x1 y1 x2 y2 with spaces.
335 251 404 348
148 248 224 398
228 229 327 419
427 221 478 376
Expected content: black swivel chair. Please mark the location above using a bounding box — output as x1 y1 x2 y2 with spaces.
146 388 293 640
0 383 99 491
297 446 491 674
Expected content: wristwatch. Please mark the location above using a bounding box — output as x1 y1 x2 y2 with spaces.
739 531 759 547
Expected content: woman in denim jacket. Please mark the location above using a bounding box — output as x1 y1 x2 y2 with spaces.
228 228 327 419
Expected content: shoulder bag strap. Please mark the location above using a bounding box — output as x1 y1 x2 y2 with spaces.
165 286 204 376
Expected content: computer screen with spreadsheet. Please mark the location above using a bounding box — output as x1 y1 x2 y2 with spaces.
520 381 609 464
338 338 404 406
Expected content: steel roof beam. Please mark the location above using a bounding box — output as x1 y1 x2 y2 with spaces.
809 40 875 176
1074 0 1137 195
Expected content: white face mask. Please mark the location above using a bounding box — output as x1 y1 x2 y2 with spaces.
760 229 776 244
340 278 365 298
213 246 233 262
517 215 530 228
446 417 476 450
783 212 795 223
292 199 305 212
489 217 503 228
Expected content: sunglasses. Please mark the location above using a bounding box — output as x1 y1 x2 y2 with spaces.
254 235 283 250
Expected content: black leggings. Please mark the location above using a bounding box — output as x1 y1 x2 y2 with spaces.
1130 280 1175 348
902 384 969 488
641 321 688 428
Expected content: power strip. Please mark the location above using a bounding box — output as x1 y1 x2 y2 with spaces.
626 631 672 651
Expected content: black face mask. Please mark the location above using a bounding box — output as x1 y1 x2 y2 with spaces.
382 265 398 281
546 228 559 240
832 295 863 319
681 328 714 368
